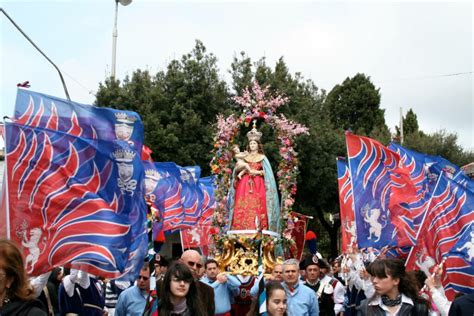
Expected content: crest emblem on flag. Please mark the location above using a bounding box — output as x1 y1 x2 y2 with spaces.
114 149 138 195
114 112 136 142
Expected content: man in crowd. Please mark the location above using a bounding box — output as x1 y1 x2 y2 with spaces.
58 269 105 315
180 249 215 316
154 254 169 283
281 258 319 316
150 254 169 291
331 259 345 285
302 256 345 316
270 263 284 282
104 278 132 316
250 263 285 297
115 263 151 315
201 259 240 316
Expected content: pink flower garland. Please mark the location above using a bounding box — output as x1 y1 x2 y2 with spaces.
210 82 309 249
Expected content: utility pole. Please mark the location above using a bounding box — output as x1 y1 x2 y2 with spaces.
400 107 404 145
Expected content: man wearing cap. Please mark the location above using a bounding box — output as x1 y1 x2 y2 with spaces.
302 256 345 316
281 258 319 316
151 254 168 286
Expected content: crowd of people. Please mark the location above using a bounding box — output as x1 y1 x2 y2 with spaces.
1 239 473 316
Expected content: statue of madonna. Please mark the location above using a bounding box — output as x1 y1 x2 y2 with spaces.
227 122 280 232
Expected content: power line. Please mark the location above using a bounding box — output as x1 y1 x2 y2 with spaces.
1 8 71 101
62 71 97 96
378 71 472 83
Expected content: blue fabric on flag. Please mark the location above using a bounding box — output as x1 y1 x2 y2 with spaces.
346 133 418 248
177 166 202 229
154 162 184 232
5 113 147 280
197 176 217 224
7 89 147 280
14 88 144 148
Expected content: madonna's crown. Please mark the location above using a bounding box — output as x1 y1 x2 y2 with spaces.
246 120 262 142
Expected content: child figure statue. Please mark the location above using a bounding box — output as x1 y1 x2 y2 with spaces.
232 145 251 180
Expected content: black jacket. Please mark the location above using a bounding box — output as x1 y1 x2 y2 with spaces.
357 297 429 316
448 293 474 316
0 299 47 316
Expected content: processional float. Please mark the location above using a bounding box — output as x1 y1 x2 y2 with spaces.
209 82 309 275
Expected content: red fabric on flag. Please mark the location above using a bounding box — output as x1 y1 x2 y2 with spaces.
406 176 474 300
181 223 214 257
337 158 357 253
141 145 154 162
180 185 216 256
345 132 418 247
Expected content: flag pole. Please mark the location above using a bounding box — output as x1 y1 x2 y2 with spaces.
400 107 404 145
2 119 12 239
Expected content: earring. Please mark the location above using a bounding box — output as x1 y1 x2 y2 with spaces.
3 294 10 305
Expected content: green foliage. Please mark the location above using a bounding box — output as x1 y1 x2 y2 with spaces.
393 108 473 166
324 73 387 137
94 40 472 258
95 40 231 174
230 54 345 257
401 129 474 166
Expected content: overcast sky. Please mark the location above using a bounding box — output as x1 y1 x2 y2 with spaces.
1 0 472 151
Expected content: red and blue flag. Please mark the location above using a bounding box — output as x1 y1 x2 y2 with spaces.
406 174 474 299
337 157 357 253
4 89 147 279
345 132 417 248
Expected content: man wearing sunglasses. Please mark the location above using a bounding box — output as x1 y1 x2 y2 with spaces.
115 263 151 316
182 250 215 315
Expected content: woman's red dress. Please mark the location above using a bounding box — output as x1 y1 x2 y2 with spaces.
231 161 268 230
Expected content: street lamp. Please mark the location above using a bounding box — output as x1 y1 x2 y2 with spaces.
111 0 132 79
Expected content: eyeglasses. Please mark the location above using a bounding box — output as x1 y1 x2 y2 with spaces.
187 261 203 269
138 275 149 281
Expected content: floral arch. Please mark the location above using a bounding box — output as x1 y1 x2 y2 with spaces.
210 81 309 253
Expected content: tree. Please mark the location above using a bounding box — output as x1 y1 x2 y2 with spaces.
230 55 346 257
323 73 388 138
403 130 474 166
395 108 419 140
95 40 231 174
393 108 473 166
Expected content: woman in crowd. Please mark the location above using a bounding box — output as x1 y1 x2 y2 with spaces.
158 262 206 316
247 281 288 316
357 258 430 316
0 239 47 315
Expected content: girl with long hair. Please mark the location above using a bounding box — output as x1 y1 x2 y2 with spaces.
158 262 206 316
247 281 288 316
357 258 430 316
